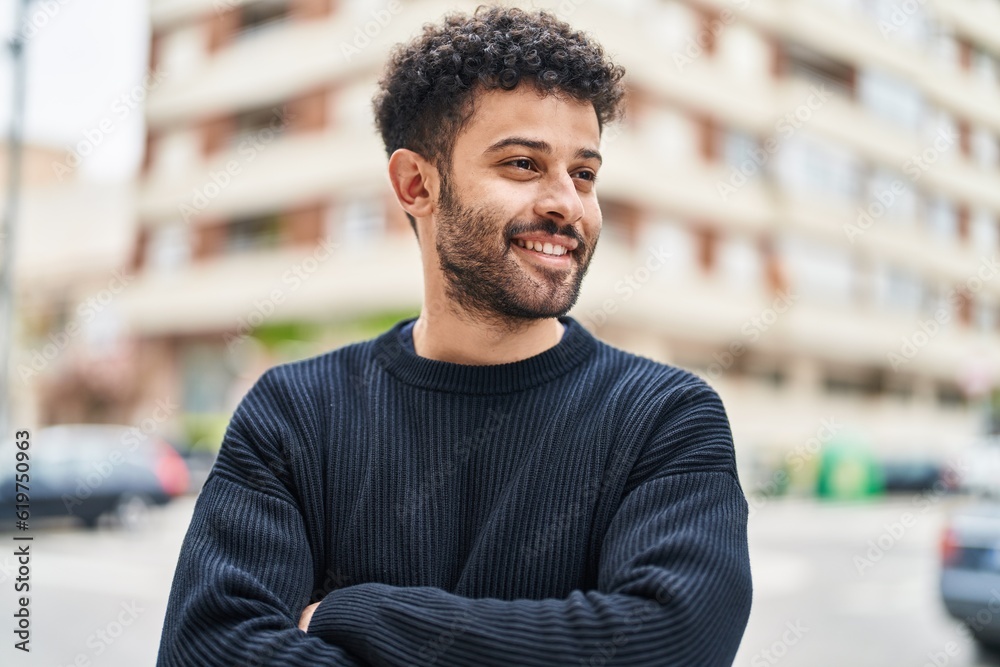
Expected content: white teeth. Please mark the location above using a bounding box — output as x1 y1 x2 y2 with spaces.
514 239 569 256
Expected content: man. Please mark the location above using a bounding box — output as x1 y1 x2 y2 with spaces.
157 6 752 666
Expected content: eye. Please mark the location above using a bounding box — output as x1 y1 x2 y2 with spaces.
506 158 535 171
574 169 598 182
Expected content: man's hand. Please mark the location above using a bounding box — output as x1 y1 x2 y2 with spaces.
299 602 320 632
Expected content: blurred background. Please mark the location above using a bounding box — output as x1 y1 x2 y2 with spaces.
1 0 1000 664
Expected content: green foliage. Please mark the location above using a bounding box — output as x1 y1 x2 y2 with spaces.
181 413 231 453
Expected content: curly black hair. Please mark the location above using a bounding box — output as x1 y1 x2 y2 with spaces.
372 5 627 232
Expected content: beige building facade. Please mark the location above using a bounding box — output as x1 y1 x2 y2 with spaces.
128 0 1000 476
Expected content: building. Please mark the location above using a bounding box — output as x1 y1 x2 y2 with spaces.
129 0 1000 479
2 144 136 427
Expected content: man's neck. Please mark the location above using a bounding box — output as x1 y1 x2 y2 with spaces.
410 306 566 366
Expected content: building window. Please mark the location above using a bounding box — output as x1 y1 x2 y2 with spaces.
718 234 763 291
823 367 881 398
936 383 966 408
232 104 289 149
781 41 856 99
723 130 762 173
237 0 291 39
774 133 862 202
973 48 999 89
927 24 960 70
778 235 856 305
158 26 206 81
972 210 998 254
858 68 925 134
920 109 960 166
972 127 1000 170
738 355 786 388
975 301 998 333
924 197 958 241
864 0 928 43
148 224 192 273
154 130 200 179
882 371 914 401
873 262 924 314
226 215 282 254
640 218 696 279
327 197 385 246
865 167 917 225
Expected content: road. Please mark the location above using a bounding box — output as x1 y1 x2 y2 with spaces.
0 493 997 666
733 495 1000 667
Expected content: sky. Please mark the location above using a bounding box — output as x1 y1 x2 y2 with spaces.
0 0 149 182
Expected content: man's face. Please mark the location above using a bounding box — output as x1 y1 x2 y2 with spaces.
431 84 603 325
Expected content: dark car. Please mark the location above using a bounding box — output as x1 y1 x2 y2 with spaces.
879 459 945 493
940 497 1000 649
0 424 189 529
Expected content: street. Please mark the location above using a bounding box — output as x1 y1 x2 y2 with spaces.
0 493 997 666
733 495 999 667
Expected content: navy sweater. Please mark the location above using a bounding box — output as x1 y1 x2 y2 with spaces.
157 315 752 666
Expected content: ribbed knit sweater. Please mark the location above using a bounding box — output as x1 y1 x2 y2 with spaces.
157 315 752 666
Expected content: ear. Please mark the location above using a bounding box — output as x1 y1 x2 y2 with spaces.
387 149 438 222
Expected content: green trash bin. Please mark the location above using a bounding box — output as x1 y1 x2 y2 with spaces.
816 434 883 500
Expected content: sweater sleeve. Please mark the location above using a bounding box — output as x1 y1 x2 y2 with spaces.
156 370 365 667
305 380 753 666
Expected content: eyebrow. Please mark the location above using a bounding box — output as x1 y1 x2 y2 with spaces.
483 136 603 165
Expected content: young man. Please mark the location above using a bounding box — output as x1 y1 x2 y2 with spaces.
158 7 752 666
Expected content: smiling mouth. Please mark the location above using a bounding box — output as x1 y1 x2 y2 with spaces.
510 239 575 268
511 237 572 257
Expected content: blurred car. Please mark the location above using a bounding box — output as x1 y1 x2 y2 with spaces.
0 424 189 530
940 497 1000 649
878 459 945 494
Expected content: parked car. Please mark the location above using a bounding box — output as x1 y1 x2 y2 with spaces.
0 424 189 530
940 497 1000 650
878 459 945 494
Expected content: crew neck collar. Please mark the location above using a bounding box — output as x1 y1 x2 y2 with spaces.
373 315 597 395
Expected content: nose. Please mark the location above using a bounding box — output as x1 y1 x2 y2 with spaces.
533 171 585 224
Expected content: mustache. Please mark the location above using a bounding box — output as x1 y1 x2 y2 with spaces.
505 219 585 248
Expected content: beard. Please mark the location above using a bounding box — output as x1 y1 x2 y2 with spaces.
433 172 597 332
